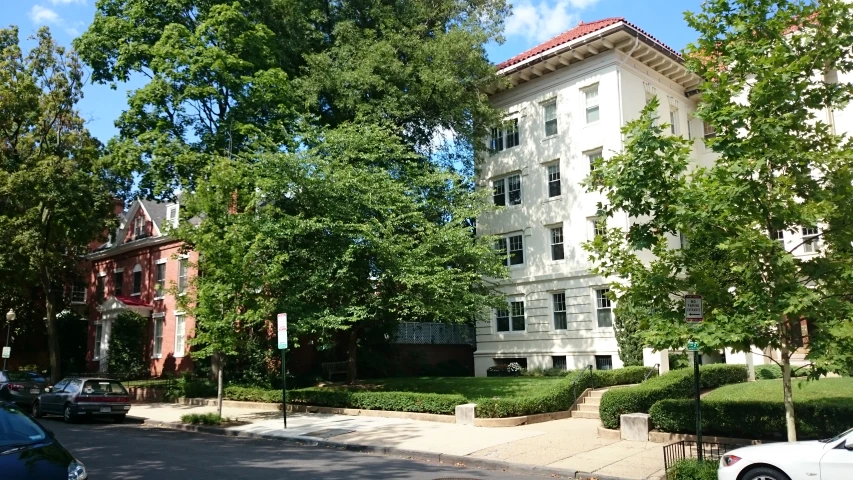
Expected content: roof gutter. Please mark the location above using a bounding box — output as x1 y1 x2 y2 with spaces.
86 235 177 261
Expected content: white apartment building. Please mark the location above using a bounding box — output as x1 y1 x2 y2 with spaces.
474 17 712 377
474 17 853 377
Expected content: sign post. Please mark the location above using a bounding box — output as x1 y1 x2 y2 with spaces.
277 313 288 429
685 295 703 461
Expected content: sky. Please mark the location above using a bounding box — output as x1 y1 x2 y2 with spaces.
2 0 705 144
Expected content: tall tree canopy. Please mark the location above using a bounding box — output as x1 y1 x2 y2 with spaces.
586 0 853 442
0 27 119 381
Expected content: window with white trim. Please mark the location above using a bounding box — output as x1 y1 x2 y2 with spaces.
71 283 86 304
166 205 179 228
152 316 164 358
113 271 123 297
132 264 142 295
174 314 186 357
553 292 567 330
133 215 145 237
490 119 519 151
595 288 613 328
492 174 521 206
155 262 166 297
550 227 564 261
96 275 105 303
670 107 679 135
773 229 785 246
94 324 103 360
496 301 525 333
547 163 561 197
178 257 189 292
802 226 819 253
703 121 716 139
494 233 524 267
590 217 606 239
586 148 603 172
543 100 558 136
583 85 599 124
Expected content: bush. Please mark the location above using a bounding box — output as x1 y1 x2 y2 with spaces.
107 311 148 378
225 385 283 403
522 368 575 377
589 366 656 387
666 459 718 480
164 375 217 400
755 364 811 380
649 397 853 440
486 363 524 377
181 413 223 425
599 364 747 429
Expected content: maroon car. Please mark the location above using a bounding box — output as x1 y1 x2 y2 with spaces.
33 377 131 423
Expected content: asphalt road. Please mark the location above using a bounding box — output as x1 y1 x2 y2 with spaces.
43 417 543 480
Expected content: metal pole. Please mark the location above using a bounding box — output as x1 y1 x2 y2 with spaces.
2 322 11 371
694 350 703 462
281 348 287 429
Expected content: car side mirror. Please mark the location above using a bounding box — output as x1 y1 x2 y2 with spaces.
845 442 853 451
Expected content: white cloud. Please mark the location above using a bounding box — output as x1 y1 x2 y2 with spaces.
29 5 61 25
505 0 600 43
49 0 86 5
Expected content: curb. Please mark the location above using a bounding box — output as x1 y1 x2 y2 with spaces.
130 418 594 478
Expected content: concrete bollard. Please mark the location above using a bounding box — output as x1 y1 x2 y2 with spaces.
455 403 476 425
620 413 651 441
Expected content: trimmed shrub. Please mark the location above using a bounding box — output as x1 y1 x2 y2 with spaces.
666 459 718 480
599 364 747 429
755 364 811 380
650 397 853 440
181 413 223 425
588 366 656 387
225 385 283 403
164 376 217 400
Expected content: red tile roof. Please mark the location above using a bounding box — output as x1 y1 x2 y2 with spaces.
495 17 682 71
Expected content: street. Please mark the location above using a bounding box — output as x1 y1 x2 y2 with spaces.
44 418 545 480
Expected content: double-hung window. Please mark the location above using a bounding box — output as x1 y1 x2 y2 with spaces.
494 234 524 267
553 293 567 330
152 315 164 358
96 275 105 303
493 174 521 206
155 262 166 298
703 121 716 139
773 230 785 246
94 324 103 360
113 271 123 297
583 85 599 124
595 289 613 328
178 257 189 293
547 164 561 197
490 119 520 151
802 226 819 253
670 107 679 135
174 314 186 357
71 283 86 304
550 227 564 261
496 301 525 333
586 148 603 172
132 264 142 295
543 100 558 136
590 217 606 239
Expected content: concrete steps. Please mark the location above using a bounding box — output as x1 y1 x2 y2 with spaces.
571 388 607 420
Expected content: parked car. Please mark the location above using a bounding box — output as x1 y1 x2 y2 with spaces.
33 377 131 423
718 427 853 480
0 401 88 480
0 371 47 408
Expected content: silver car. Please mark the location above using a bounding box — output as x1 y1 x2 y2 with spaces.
32 377 132 423
0 371 47 407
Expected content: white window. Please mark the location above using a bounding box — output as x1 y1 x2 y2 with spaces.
155 262 166 298
152 316 164 358
543 100 558 136
174 314 186 357
494 234 524 266
496 301 525 333
590 217 606 238
586 148 603 172
71 283 86 304
703 121 716 139
133 215 145 237
178 257 189 292
583 85 599 124
595 288 613 328
553 292 567 330
490 119 519 151
773 230 785 246
550 227 564 261
132 264 142 296
94 323 103 360
802 226 819 253
166 205 179 228
670 107 679 135
547 164 561 197
492 174 521 206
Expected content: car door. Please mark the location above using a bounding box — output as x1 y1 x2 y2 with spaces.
42 379 68 413
820 434 853 480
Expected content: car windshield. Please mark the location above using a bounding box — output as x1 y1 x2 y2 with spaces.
2 372 46 383
82 380 127 394
821 427 853 443
0 403 47 449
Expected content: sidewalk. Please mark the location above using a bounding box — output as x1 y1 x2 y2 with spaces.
128 403 666 480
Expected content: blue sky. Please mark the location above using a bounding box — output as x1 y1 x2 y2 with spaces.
3 0 704 144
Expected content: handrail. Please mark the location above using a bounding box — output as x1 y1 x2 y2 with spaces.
571 365 594 405
644 363 660 382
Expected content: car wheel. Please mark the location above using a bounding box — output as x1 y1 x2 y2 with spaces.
113 414 126 424
63 404 75 423
32 401 42 418
742 466 791 480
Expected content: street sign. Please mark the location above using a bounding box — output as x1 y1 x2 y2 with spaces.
687 340 700 352
685 295 703 324
276 313 287 350
1 347 9 359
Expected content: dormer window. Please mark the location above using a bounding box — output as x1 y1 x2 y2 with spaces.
166 205 179 229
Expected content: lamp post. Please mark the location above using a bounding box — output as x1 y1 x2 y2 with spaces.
3 309 15 371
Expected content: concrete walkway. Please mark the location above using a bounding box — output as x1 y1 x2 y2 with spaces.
127 403 665 480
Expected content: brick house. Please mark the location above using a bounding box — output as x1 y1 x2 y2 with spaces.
73 197 197 375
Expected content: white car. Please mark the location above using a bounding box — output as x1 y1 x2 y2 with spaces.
718 428 853 480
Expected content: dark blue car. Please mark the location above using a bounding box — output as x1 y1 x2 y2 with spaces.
0 401 87 479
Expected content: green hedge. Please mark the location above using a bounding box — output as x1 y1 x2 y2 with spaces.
164 377 217 400
666 459 718 480
649 397 853 440
181 413 223 425
475 366 656 418
225 385 465 415
599 364 748 429
755 364 811 380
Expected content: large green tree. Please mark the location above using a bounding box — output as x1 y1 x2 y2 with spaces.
0 27 119 382
586 0 853 442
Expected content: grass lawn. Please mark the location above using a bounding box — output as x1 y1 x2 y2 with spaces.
705 377 853 402
320 376 569 400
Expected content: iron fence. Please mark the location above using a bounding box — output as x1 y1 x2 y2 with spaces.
663 440 741 472
392 322 476 347
64 372 176 390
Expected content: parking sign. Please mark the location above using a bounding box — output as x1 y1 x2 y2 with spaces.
277 313 287 349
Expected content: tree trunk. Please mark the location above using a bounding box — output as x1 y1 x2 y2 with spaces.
780 346 798 442
40 266 61 384
216 352 224 418
346 329 358 384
